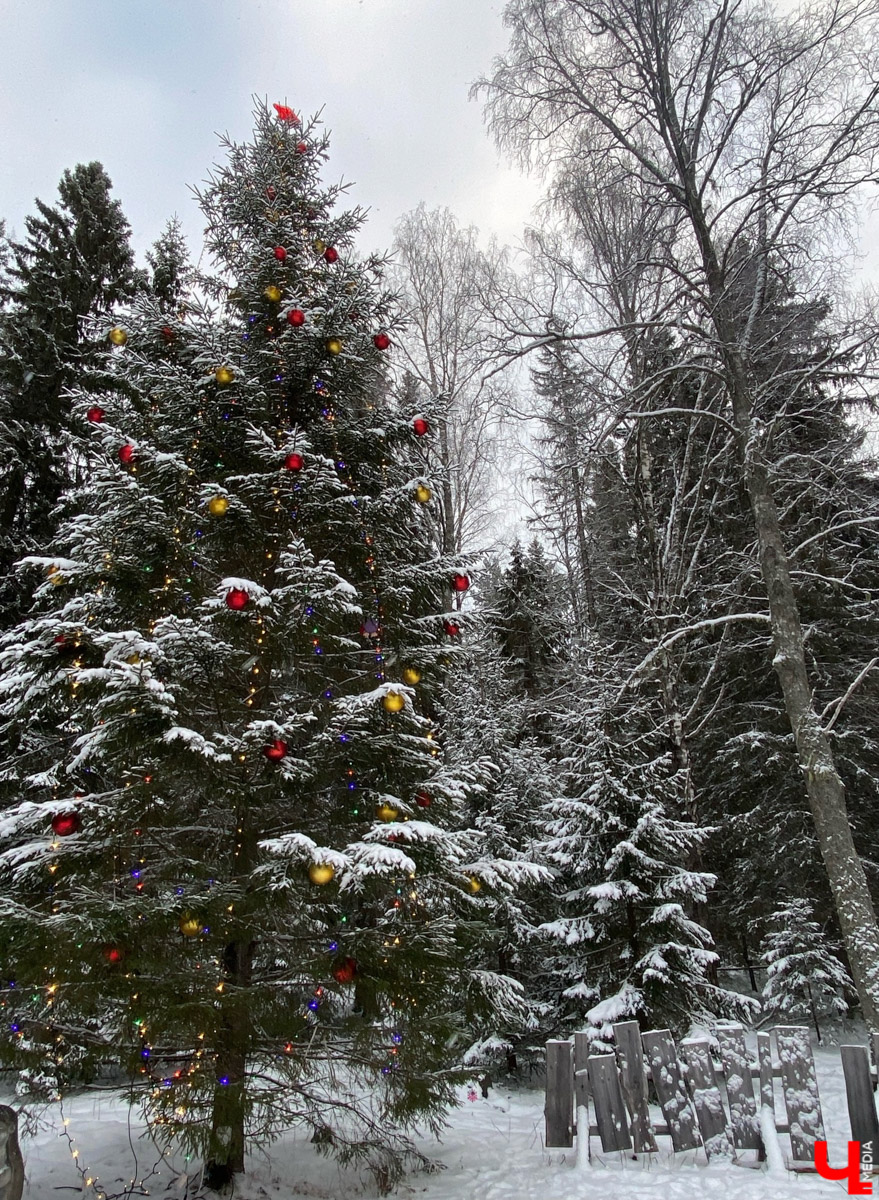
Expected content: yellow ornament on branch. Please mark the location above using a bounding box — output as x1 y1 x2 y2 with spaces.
414 485 432 503
264 285 282 303
382 691 405 713
326 337 343 355
215 366 235 385
376 803 400 822
308 863 335 885
208 496 229 517
467 876 482 894
402 667 421 686
179 915 201 937
109 327 128 346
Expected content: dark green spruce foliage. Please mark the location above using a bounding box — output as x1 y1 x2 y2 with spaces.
0 105 531 1191
0 163 138 621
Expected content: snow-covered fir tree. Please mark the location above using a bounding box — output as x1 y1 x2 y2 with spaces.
538 690 753 1046
760 899 853 1042
0 102 529 1193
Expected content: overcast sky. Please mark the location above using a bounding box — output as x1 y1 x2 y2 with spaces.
0 0 544 267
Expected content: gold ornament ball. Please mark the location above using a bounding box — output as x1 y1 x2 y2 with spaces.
345 280 357 294
402 667 421 686
313 238 327 254
264 285 282 303
326 337 343 355
179 915 201 937
376 803 400 822
308 863 335 885
109 327 128 346
215 366 235 385
467 876 482 894
415 485 432 504
382 691 405 713
47 565 65 587
208 496 229 517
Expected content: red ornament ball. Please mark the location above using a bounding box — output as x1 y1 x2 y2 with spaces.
332 957 358 984
443 620 460 636
452 573 470 593
51 811 81 837
103 946 124 966
86 405 105 423
296 141 307 154
373 332 391 351
160 325 175 343
119 444 135 464
225 587 249 611
263 739 288 763
266 185 277 201
415 791 432 809
287 308 306 327
274 246 288 262
412 418 429 436
323 247 339 264
284 452 305 471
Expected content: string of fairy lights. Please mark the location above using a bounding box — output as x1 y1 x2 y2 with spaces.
7 108 481 1191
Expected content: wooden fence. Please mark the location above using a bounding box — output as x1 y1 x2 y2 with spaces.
545 1021 879 1169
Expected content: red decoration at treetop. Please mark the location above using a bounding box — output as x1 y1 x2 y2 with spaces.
273 246 288 262
119 444 135 464
443 619 461 636
225 587 249 611
323 247 338 264
452 573 470 593
412 418 429 436
273 103 299 124
86 406 105 423
331 957 358 984
373 332 391 351
287 308 306 327
284 452 305 471
263 739 288 763
51 811 81 837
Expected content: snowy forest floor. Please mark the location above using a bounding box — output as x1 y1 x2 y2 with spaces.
5 1034 865 1199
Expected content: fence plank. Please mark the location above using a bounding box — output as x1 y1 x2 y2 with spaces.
680 1038 734 1157
574 1031 591 1110
717 1024 762 1151
841 1045 879 1165
613 1020 657 1154
545 1039 574 1148
775 1026 825 1160
641 1029 701 1151
756 1032 774 1111
586 1053 632 1152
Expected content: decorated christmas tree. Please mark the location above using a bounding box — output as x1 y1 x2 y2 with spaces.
0 101 523 1193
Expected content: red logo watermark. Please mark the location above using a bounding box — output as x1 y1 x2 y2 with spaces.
815 1142 873 1194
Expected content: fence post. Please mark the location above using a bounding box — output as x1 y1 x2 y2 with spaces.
0 1105 24 1200
545 1039 574 1148
841 1045 879 1171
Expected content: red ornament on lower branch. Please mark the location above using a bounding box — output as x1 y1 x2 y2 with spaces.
412 417 429 436
119 444 135 464
287 308 306 326
225 587 249 611
324 247 338 264
415 791 432 809
103 945 124 966
274 246 288 262
284 452 305 471
373 332 391 351
331 957 358 984
263 739 288 763
51 811 81 837
452 573 470 593
86 406 105 423
443 619 460 637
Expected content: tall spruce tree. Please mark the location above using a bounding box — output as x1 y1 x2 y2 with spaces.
0 162 138 621
0 104 527 1193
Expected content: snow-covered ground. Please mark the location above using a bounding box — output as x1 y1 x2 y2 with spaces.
6 1040 863 1198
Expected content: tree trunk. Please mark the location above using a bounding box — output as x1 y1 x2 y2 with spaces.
204 937 254 1190
719 330 879 1032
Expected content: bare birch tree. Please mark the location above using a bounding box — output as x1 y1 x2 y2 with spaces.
475 0 879 1025
390 204 511 554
